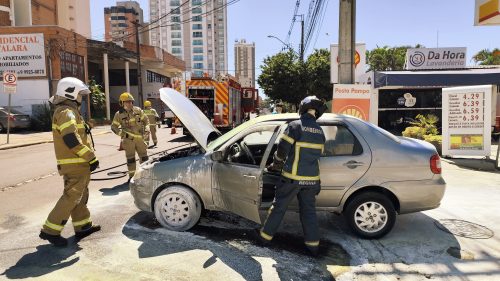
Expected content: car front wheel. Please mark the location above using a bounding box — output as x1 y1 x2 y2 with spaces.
345 192 396 239
154 185 202 231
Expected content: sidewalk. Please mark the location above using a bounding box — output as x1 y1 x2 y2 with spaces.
442 144 500 171
0 126 111 150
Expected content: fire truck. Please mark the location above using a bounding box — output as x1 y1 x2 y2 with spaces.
241 87 259 117
184 76 243 131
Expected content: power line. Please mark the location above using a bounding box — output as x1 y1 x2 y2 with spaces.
285 0 301 44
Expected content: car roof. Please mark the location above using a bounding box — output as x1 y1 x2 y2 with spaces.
251 112 358 122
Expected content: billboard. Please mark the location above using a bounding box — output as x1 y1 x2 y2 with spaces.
405 47 467 70
332 84 371 121
442 85 492 157
330 43 366 84
475 0 500 25
0 33 46 77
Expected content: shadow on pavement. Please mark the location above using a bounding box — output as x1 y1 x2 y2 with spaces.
1 244 81 279
123 211 343 281
99 182 129 196
168 135 193 143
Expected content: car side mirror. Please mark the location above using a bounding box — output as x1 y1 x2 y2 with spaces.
210 150 224 162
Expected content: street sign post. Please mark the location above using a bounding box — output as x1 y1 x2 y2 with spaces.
3 72 17 144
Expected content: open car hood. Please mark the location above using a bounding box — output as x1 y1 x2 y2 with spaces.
159 88 220 150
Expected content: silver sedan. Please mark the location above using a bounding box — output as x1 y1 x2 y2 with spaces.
130 88 446 239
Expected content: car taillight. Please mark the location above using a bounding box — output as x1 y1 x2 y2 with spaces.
8 115 16 121
430 154 441 174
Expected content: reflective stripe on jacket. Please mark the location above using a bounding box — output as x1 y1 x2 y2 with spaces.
277 114 325 181
143 108 159 126
52 102 96 174
111 106 150 138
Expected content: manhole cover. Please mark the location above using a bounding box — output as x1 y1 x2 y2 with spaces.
435 219 494 239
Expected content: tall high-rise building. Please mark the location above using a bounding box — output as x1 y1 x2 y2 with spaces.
0 0 91 38
234 39 255 88
104 1 148 44
149 0 227 77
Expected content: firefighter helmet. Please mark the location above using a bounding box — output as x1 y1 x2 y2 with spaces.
50 77 90 104
299 96 327 119
119 92 135 104
144 100 152 107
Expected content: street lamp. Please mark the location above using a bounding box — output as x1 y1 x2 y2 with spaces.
267 35 299 57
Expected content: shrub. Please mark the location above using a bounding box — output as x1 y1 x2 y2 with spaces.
30 103 53 132
410 114 439 136
424 135 442 155
402 126 426 139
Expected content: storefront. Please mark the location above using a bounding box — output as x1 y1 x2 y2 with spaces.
369 68 500 135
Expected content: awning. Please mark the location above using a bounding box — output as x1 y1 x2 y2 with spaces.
374 68 500 88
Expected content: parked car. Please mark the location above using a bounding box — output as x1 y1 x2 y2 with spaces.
0 107 31 133
130 88 446 239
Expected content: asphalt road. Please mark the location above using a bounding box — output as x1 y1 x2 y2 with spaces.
0 127 499 281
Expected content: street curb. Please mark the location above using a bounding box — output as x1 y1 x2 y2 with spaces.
442 158 499 172
0 131 111 151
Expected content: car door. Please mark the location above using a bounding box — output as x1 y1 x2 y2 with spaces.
212 122 285 223
315 122 372 207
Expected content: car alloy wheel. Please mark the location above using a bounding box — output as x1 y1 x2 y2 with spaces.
345 191 396 239
154 185 202 231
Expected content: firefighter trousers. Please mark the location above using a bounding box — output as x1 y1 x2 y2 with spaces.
122 136 148 177
147 125 157 145
42 170 93 235
260 178 321 247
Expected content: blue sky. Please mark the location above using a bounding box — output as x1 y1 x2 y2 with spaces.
90 0 500 95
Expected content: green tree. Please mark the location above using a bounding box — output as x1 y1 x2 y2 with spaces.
258 50 307 106
258 49 332 106
472 48 500 65
88 79 106 119
366 44 424 71
306 48 332 102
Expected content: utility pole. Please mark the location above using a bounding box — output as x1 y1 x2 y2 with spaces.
300 15 304 62
338 0 356 84
133 20 144 106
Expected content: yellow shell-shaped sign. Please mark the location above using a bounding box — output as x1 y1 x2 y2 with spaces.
339 105 366 120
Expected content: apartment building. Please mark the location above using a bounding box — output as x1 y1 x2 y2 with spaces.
149 0 227 77
104 1 150 44
234 39 255 88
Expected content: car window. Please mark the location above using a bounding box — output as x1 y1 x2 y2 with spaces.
243 131 274 146
224 126 279 166
321 125 363 156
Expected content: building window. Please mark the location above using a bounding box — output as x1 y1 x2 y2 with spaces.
60 51 84 81
193 40 203 45
193 70 203 77
118 23 128 27
192 0 202 5
171 32 181 38
193 63 204 69
172 48 182 54
171 8 180 14
193 32 203 38
170 0 180 5
171 16 180 22
171 24 181 30
207 24 212 29
192 15 202 22
147 70 168 83
172 40 182 46
192 24 202 30
193 47 203 53
193 55 203 61
192 7 202 13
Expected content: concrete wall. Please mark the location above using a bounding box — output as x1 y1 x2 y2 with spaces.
31 0 57 26
0 79 49 115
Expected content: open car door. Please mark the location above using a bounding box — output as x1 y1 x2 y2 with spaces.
212 122 286 223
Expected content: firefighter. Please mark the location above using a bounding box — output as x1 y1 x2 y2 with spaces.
143 100 160 147
258 96 327 256
39 77 101 247
111 93 150 179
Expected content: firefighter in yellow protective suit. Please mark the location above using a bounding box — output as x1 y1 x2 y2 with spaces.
39 77 101 247
111 93 149 179
143 100 160 147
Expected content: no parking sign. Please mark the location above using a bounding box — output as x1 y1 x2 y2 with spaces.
2 72 17 94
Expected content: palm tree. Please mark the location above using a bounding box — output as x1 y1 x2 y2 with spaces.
472 48 500 65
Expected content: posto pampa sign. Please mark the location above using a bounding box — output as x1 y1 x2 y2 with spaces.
405 47 466 70
0 33 47 77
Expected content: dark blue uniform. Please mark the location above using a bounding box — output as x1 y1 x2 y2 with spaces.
260 113 325 249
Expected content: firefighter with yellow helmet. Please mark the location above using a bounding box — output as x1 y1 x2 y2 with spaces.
143 100 160 147
39 77 101 247
111 92 149 179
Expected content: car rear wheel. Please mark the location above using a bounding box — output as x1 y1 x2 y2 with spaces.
345 192 396 239
154 186 202 231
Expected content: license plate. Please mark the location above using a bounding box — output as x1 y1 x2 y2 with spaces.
20 118 28 121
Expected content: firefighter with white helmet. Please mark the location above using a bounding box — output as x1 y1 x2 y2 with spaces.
111 92 149 179
143 100 160 147
258 96 327 256
39 77 101 247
